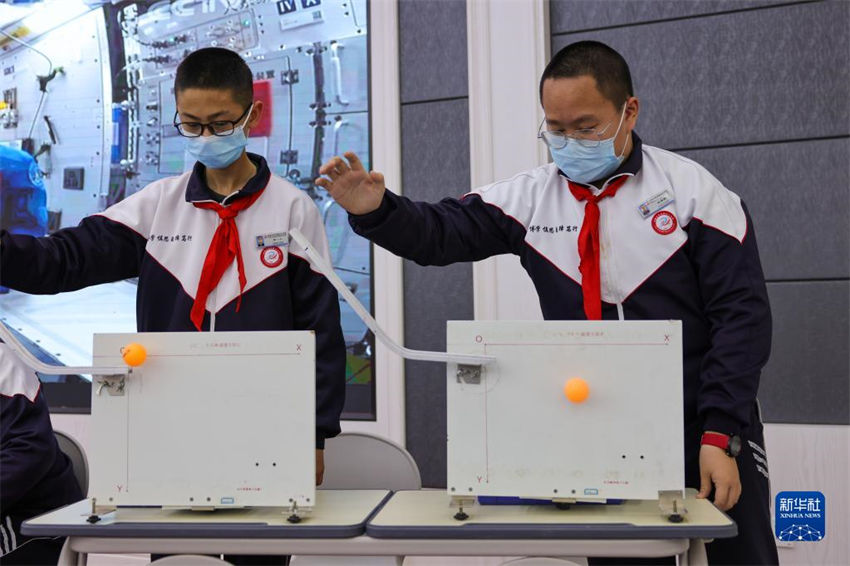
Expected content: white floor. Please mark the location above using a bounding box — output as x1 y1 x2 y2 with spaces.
0 282 137 369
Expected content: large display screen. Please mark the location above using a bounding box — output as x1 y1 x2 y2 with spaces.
0 0 375 419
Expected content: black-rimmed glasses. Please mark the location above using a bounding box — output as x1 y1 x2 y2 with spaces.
173 104 252 138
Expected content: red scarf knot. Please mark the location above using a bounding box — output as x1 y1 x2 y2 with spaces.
567 176 629 320
190 188 265 331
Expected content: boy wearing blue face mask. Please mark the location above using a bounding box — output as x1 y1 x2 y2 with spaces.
319 40 777 565
0 47 346 510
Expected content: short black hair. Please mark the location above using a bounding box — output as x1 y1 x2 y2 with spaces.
540 41 633 108
174 47 253 107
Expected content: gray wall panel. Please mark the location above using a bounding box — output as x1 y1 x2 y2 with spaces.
400 98 473 487
403 262 472 487
549 0 849 428
402 359 447 486
678 138 850 281
552 1 850 149
551 0 784 34
400 98 471 199
760 281 849 424
399 0 468 104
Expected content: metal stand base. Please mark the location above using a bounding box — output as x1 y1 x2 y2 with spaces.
659 490 688 523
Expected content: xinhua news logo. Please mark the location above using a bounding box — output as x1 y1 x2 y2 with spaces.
775 491 825 542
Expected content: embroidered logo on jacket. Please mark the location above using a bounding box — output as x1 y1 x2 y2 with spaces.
260 246 284 268
651 211 677 235
528 224 579 234
149 233 193 243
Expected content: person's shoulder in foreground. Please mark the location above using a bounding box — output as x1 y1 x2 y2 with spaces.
0 342 82 562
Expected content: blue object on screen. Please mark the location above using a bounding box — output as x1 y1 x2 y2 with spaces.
0 144 48 237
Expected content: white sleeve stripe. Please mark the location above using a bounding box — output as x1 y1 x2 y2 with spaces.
5 516 15 552
0 517 10 555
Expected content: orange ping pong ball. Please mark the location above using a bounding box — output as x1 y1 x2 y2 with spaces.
121 343 147 367
563 377 589 403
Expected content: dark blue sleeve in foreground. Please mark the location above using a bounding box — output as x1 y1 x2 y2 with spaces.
0 216 146 293
686 201 772 435
0 387 82 515
349 191 526 266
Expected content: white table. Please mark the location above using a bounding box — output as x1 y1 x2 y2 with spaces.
24 490 391 565
366 489 736 564
23 489 736 565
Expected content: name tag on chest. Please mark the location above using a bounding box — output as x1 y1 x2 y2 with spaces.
255 231 289 248
637 190 674 219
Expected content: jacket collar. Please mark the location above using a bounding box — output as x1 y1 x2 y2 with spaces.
185 152 271 204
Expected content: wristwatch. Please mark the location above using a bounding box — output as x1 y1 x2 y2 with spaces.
701 431 742 457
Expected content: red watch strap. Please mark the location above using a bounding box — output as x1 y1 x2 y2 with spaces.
701 432 730 450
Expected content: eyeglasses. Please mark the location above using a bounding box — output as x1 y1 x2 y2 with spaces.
537 118 616 149
173 104 252 138
537 103 627 149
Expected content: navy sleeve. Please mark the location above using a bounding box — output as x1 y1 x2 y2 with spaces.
0 390 57 511
288 256 346 449
0 215 147 293
686 201 772 436
349 191 526 266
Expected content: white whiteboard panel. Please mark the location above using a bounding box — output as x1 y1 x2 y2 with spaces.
447 321 684 501
90 331 315 509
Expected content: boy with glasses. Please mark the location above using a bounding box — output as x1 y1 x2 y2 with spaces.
319 40 777 565
1 49 345 565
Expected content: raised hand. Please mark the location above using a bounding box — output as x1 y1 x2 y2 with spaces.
315 152 386 215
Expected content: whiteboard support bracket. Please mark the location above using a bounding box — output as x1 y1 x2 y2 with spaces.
450 495 475 521
95 373 127 396
286 500 312 523
659 489 688 523
456 364 482 385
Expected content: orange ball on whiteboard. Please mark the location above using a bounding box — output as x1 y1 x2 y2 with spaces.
563 377 589 403
121 343 147 367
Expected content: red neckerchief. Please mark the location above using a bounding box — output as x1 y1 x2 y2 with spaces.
190 188 265 331
567 176 629 320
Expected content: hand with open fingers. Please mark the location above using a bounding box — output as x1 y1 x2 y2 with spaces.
697 444 742 511
315 151 386 215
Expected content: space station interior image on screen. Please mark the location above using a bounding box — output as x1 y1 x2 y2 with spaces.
0 0 375 419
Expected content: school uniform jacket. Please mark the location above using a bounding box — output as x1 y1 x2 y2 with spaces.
0 154 346 447
0 343 82 557
350 134 771 444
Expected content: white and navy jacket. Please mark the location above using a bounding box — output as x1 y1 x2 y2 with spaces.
350 135 771 444
1 343 82 557
0 154 346 447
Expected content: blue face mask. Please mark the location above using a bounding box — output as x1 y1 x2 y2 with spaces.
185 105 252 169
547 105 628 184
